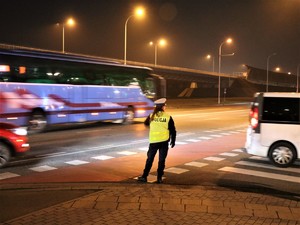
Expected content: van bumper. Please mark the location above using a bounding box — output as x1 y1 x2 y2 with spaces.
244 126 252 150
245 126 268 157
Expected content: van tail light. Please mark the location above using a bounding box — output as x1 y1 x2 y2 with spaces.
249 106 259 129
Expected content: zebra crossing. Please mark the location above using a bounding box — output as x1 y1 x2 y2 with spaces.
162 149 300 184
0 128 245 181
4 127 299 184
219 166 300 183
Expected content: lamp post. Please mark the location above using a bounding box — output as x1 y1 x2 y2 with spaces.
124 7 144 65
266 53 276 92
206 54 215 72
60 18 75 53
149 39 166 66
218 38 233 104
297 64 300 93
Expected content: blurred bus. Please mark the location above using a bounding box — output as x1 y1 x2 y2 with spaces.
0 45 165 133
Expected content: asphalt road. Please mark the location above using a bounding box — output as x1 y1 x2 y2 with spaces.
1 100 300 196
1 98 300 222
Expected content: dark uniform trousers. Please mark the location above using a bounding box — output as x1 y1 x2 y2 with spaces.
142 141 169 179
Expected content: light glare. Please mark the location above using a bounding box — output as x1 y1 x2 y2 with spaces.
66 18 75 26
135 7 144 17
159 39 166 46
226 38 233 44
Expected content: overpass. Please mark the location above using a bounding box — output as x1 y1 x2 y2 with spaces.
127 60 297 98
123 60 240 98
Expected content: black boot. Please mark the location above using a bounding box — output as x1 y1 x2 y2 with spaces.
156 177 163 184
137 176 147 182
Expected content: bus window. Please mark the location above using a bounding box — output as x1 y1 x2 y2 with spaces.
93 73 108 85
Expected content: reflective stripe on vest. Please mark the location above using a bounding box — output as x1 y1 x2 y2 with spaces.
149 112 170 143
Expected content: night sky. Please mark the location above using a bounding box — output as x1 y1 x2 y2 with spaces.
0 0 299 74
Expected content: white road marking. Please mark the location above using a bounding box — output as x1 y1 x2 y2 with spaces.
210 134 223 138
237 129 246 132
178 132 195 137
164 167 189 174
117 151 137 156
219 167 300 183
199 136 212 140
228 131 239 134
0 172 20 180
65 160 89 165
138 147 149 151
248 156 300 166
232 149 244 153
235 161 300 173
130 139 148 144
185 162 208 168
186 139 201 142
175 141 188 145
219 152 239 157
30 165 57 172
92 155 115 160
204 157 225 162
220 133 231 136
204 130 222 133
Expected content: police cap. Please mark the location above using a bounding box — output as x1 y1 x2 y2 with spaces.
154 98 167 106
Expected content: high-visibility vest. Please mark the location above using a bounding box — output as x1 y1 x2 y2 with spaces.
149 112 170 143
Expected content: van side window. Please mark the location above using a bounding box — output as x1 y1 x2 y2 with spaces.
262 97 300 122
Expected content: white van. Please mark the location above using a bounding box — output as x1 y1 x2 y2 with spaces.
245 92 300 167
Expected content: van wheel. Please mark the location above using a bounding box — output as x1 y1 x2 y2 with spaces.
122 107 134 125
268 142 296 168
28 110 47 133
0 142 11 168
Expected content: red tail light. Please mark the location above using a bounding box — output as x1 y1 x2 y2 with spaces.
249 106 258 129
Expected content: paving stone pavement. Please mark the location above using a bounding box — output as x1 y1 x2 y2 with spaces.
1 182 300 225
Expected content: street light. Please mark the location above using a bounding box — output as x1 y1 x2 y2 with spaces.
218 38 234 104
149 39 166 66
59 18 75 53
206 54 215 72
124 7 145 65
266 53 276 92
297 64 300 93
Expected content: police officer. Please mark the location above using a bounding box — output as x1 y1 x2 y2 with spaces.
138 98 176 183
